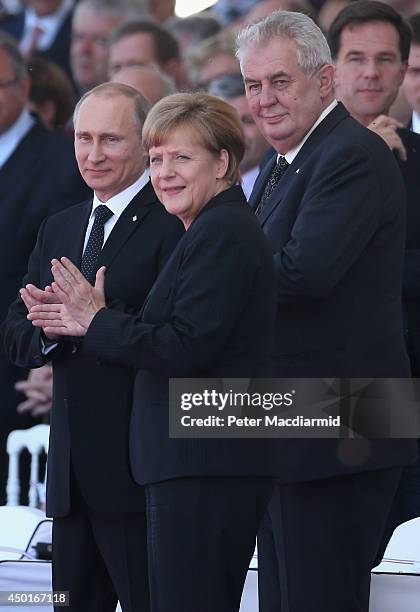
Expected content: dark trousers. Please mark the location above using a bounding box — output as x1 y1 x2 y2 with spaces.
52 474 149 612
145 476 275 612
258 467 403 612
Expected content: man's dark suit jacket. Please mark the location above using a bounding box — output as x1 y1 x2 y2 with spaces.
0 10 73 80
2 182 184 516
76 185 278 485
397 128 420 376
0 117 90 505
249 102 417 483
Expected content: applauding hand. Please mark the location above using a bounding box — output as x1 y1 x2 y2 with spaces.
28 257 106 336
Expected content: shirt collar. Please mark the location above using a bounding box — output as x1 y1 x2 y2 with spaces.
0 109 35 168
91 169 150 219
279 99 338 165
241 166 260 201
412 111 420 135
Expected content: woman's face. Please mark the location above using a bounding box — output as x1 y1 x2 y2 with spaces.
149 126 229 229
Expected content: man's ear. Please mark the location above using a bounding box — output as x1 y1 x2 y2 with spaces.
398 61 408 87
318 64 335 99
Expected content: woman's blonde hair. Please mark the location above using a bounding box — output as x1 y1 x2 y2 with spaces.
142 92 245 185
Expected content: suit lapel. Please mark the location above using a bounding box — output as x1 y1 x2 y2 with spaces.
98 180 157 270
258 175 292 226
0 120 44 189
251 155 294 226
249 155 277 211
62 202 92 268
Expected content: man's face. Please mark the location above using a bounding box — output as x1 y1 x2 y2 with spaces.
241 38 331 154
109 33 159 77
402 43 420 115
70 8 123 93
228 94 268 173
74 94 147 201
0 48 29 134
333 21 406 125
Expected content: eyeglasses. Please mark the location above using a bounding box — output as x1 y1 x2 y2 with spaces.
0 78 19 88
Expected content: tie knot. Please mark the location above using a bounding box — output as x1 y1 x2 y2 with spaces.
275 156 289 173
94 205 113 225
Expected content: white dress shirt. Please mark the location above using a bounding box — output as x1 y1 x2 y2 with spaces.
241 166 260 201
0 109 34 168
411 111 420 135
83 170 150 253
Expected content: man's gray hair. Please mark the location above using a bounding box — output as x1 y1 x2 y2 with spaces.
236 10 332 76
73 82 151 136
0 32 27 80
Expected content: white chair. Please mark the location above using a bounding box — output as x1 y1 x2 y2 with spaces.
0 506 46 562
239 543 258 612
379 516 420 565
0 559 53 612
6 425 49 507
240 568 258 612
0 504 53 610
370 517 420 612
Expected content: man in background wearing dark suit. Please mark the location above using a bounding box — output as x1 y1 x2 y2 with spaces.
330 0 420 555
2 82 183 611
237 10 417 612
403 13 420 134
0 0 74 80
0 32 89 505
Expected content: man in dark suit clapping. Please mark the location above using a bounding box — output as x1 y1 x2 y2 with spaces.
237 10 417 612
2 82 183 612
0 32 90 506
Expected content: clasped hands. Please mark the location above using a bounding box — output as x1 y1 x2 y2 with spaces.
368 114 407 161
23 257 106 338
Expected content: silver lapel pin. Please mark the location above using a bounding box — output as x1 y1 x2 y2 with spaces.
295 168 300 174
132 215 138 222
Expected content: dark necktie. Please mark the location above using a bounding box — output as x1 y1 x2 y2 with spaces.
81 205 113 284
255 156 289 216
